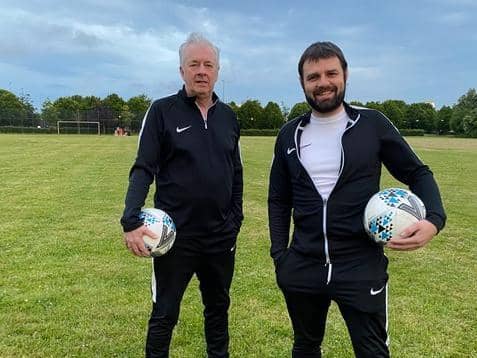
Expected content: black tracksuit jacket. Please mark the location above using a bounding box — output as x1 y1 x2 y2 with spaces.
268 103 446 288
121 88 243 253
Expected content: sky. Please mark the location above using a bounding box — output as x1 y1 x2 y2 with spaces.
1 0 476 111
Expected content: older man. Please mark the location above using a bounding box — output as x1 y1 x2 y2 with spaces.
121 33 243 358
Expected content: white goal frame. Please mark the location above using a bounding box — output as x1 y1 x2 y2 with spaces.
57 121 101 135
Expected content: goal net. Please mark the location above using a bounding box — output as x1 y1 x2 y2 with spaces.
57 121 101 135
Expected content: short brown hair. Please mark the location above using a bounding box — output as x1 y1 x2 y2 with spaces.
298 41 348 81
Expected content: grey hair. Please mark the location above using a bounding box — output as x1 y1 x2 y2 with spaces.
179 32 220 66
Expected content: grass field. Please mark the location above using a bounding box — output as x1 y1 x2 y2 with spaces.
0 134 476 357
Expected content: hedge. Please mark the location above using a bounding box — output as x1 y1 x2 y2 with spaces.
240 128 425 137
240 129 280 136
399 128 425 136
0 126 57 134
0 127 427 137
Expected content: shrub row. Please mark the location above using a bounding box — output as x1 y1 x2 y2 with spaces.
399 128 425 136
0 127 426 137
241 129 280 136
0 126 57 134
240 128 426 137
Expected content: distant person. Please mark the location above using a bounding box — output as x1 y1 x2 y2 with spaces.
268 41 446 357
115 127 125 136
120 32 243 358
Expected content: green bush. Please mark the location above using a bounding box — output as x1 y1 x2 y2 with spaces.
399 128 425 136
241 129 279 136
0 126 57 134
241 128 426 137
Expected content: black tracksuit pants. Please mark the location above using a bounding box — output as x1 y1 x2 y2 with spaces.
275 248 390 357
145 247 235 358
282 286 389 358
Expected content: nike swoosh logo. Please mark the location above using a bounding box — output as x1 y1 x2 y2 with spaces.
287 147 296 155
370 285 385 296
176 125 192 133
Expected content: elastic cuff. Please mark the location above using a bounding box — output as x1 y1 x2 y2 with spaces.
121 221 143 233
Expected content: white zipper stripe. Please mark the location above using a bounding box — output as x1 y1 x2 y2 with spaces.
238 140 243 165
322 115 359 284
385 282 390 346
293 113 361 285
151 258 156 303
137 103 152 146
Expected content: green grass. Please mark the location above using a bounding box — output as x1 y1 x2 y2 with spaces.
0 134 476 357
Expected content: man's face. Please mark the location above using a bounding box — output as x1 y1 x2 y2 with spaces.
180 44 219 99
301 56 347 115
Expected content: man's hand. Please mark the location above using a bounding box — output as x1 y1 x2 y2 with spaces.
123 225 157 257
386 219 438 251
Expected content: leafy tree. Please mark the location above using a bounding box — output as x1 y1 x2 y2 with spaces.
0 89 26 126
237 100 263 129
41 99 60 127
79 96 102 121
280 102 290 121
462 109 477 137
119 104 134 128
81 95 102 109
451 88 477 135
349 100 364 107
54 96 81 121
228 101 240 117
127 94 151 130
381 100 407 129
102 93 125 119
436 106 452 135
17 93 40 127
406 103 436 132
364 101 384 114
262 101 284 129
288 102 310 121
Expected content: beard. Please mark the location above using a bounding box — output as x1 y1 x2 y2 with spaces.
305 85 346 114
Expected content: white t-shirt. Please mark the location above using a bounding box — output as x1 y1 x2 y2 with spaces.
300 109 349 200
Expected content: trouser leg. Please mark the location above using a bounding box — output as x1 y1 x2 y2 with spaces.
282 290 331 358
338 297 389 357
146 251 196 358
196 250 235 358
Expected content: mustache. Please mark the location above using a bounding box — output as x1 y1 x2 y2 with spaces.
313 86 337 96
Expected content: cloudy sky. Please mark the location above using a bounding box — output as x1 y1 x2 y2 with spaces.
1 0 476 111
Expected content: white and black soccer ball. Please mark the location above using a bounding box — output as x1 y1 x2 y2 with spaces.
139 208 176 257
364 188 426 244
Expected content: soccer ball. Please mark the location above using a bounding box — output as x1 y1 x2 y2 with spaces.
139 208 176 257
364 188 426 244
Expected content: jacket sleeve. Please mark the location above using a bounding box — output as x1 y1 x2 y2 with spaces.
231 127 244 232
120 103 162 232
268 132 293 262
379 119 446 232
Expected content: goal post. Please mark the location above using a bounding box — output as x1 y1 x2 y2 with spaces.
57 121 101 135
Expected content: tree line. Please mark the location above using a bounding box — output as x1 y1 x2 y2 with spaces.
1 88 476 137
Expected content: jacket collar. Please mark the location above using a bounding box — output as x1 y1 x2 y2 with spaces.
178 86 219 106
299 101 359 127
294 101 360 157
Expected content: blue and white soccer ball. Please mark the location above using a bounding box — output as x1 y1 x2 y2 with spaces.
364 188 426 244
139 208 176 257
